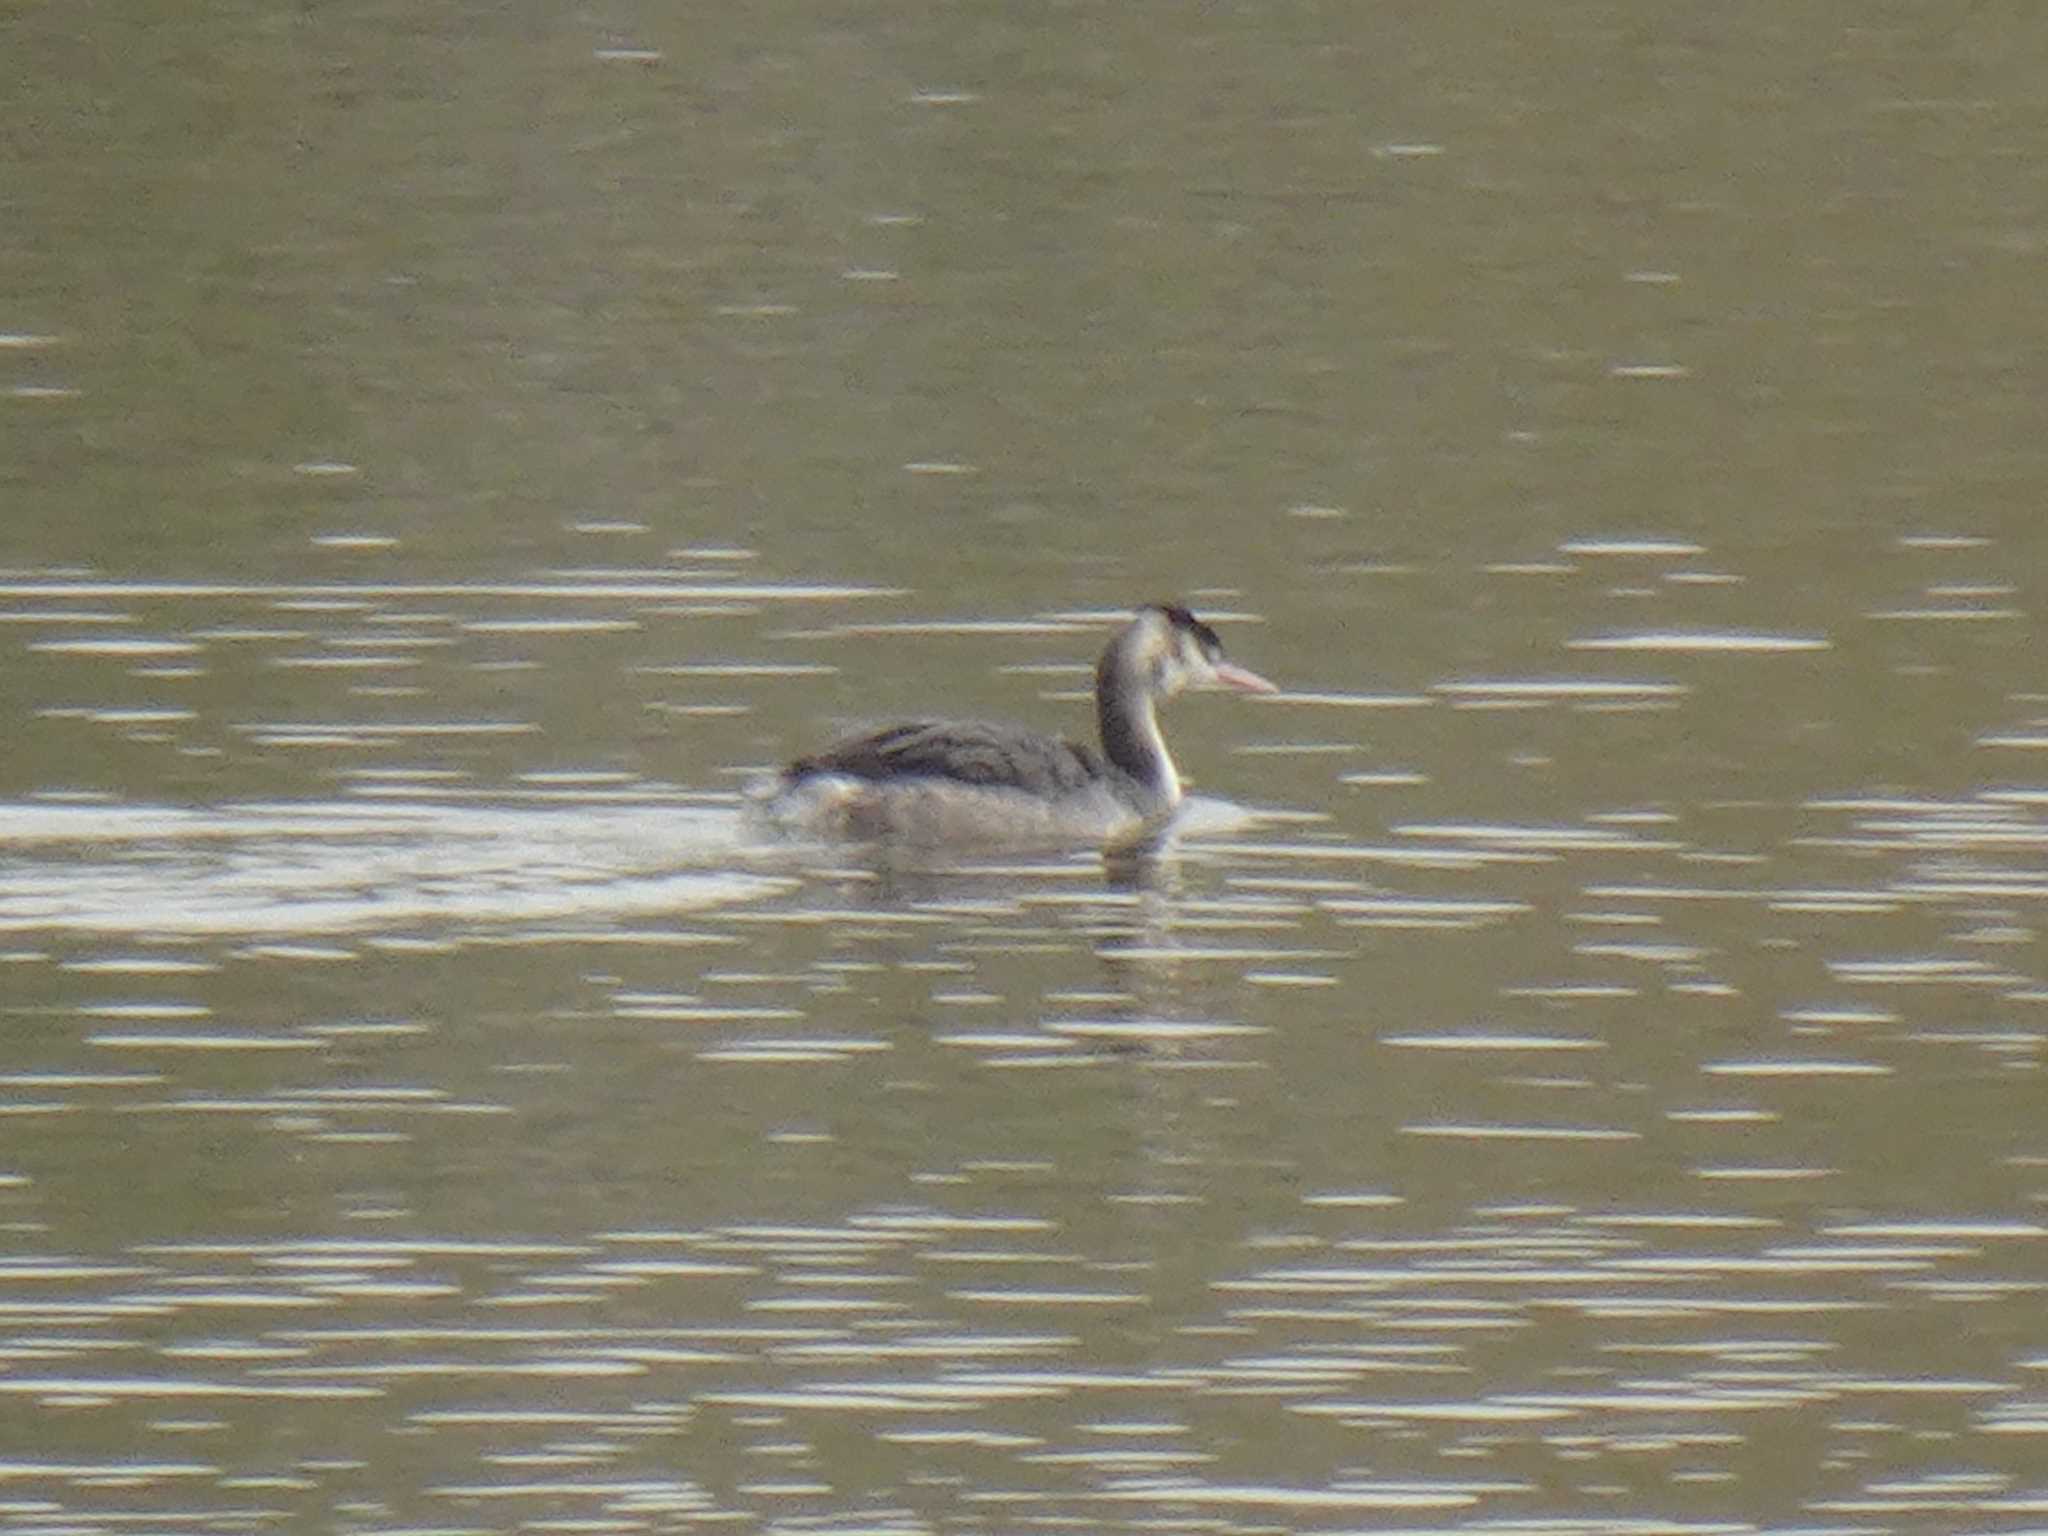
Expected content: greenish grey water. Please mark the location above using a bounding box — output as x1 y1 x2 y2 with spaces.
4 2 2047 1532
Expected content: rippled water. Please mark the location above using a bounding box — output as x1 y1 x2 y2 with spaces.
0 556 2043 1534
10 0 2048 1528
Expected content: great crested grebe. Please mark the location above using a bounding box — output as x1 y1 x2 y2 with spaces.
750 604 1277 846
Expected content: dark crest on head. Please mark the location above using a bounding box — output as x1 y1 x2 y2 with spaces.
1155 602 1223 657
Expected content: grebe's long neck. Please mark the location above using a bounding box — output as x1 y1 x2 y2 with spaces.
1096 640 1180 809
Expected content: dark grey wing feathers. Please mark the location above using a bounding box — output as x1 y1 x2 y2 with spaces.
789 719 1107 795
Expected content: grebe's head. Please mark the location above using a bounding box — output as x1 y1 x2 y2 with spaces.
1122 603 1278 702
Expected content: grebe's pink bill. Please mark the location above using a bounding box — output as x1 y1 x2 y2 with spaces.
748 603 1276 848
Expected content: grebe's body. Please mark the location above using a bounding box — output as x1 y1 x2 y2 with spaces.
750 604 1275 847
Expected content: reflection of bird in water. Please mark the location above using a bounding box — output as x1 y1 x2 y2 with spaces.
752 604 1276 846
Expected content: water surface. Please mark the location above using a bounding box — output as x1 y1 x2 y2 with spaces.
5 2 2048 1531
